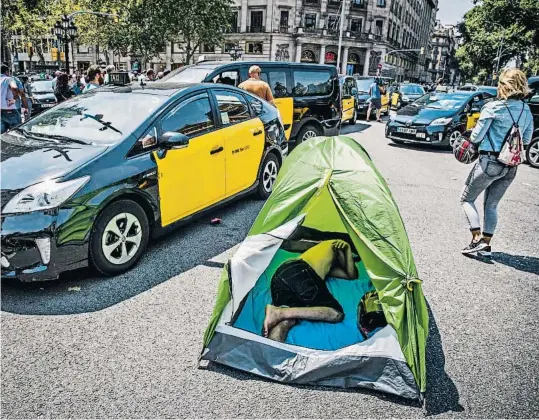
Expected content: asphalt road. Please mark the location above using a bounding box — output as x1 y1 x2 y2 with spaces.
2 121 538 418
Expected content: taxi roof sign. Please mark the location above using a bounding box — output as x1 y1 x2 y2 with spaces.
108 72 131 86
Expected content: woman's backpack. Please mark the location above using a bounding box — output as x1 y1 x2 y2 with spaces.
496 102 525 167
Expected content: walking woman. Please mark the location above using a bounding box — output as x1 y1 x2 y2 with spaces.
461 69 534 256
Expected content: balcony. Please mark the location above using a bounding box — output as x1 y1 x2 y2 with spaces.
351 0 367 9
304 0 320 5
279 25 290 33
327 0 341 7
246 26 265 33
304 26 321 34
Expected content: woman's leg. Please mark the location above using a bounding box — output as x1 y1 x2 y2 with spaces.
461 160 495 241
482 167 518 244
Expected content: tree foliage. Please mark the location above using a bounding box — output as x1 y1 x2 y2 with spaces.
456 0 539 80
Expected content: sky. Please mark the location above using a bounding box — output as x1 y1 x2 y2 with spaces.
437 0 474 25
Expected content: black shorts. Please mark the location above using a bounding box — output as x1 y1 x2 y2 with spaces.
270 259 343 314
370 98 382 110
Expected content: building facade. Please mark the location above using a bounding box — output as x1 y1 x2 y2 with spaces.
428 20 460 84
9 0 438 82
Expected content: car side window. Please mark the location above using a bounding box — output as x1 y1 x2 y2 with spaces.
293 70 332 97
260 71 288 98
213 70 240 87
161 94 215 138
528 83 539 104
246 95 265 116
214 90 251 125
342 81 350 97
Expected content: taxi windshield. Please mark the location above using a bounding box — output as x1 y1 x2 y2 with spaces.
401 85 425 95
163 67 213 83
355 79 374 94
21 90 167 145
414 92 469 110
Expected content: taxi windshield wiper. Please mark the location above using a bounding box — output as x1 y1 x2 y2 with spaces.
23 130 90 145
80 113 123 135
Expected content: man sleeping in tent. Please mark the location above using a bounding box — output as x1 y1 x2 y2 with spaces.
263 239 359 342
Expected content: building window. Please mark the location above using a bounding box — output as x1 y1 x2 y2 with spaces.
202 44 215 53
77 44 91 54
350 19 362 33
387 21 392 38
328 15 339 32
351 0 365 8
304 13 317 30
229 12 238 32
377 0 386 7
249 10 264 33
375 20 383 36
246 41 263 54
305 0 319 4
280 10 289 31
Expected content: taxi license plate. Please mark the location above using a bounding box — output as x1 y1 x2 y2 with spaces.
42 103 54 108
397 127 416 135
416 132 426 138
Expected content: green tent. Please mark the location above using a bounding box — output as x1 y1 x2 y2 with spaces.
201 136 428 400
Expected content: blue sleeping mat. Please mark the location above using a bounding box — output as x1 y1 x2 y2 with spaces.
233 249 374 350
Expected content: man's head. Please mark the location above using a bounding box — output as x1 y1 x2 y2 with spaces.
357 291 387 338
248 65 262 80
146 69 155 80
1 63 9 75
87 65 103 85
106 64 115 74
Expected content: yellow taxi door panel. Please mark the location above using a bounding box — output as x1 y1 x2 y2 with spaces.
155 94 225 227
342 97 354 121
274 97 293 140
212 89 265 197
391 92 399 107
223 118 265 196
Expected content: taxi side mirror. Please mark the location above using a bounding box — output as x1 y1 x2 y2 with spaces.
470 105 481 114
159 131 189 150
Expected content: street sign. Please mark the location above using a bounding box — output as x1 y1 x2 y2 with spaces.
60 52 65 61
378 63 383 69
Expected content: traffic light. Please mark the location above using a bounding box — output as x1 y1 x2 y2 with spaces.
420 47 425 55
60 51 65 61
51 47 59 61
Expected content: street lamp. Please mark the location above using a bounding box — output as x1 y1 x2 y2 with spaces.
228 44 243 61
52 15 78 74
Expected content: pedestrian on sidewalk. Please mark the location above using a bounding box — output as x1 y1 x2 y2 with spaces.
0 63 21 133
366 79 382 123
238 65 275 106
82 65 103 92
54 73 74 103
460 69 534 257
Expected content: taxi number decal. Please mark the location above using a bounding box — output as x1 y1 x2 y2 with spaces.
232 145 250 155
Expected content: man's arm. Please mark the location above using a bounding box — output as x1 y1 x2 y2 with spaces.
329 241 358 280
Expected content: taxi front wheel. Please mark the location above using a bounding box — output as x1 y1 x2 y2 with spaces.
258 153 280 200
90 200 150 276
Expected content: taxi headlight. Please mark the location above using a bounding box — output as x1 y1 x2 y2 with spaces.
3 176 90 214
430 117 453 126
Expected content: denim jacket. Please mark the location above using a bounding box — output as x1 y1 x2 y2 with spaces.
470 99 534 152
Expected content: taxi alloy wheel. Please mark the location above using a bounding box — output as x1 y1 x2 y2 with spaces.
449 130 462 148
258 153 280 199
526 139 539 168
90 200 150 276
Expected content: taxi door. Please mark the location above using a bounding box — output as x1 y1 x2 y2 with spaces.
341 78 355 122
261 69 293 140
154 92 225 227
211 89 265 197
466 94 483 130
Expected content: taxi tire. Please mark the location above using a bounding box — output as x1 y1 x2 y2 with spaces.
526 138 539 168
257 153 280 200
297 124 321 144
90 200 150 276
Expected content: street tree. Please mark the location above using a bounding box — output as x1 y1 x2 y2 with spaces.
162 0 233 65
456 0 539 79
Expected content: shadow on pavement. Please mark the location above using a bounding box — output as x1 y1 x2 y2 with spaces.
388 142 452 154
465 252 539 275
1 198 263 316
204 301 462 415
340 122 376 135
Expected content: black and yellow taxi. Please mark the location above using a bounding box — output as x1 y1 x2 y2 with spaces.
353 76 391 116
339 75 358 125
1 79 286 281
161 61 341 144
385 90 495 148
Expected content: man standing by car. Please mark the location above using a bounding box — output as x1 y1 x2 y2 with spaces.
238 65 275 106
83 65 103 92
366 79 382 123
1 64 22 133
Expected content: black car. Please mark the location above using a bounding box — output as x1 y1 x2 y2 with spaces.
525 76 539 168
29 80 57 115
385 91 495 148
393 83 426 109
1 81 287 281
